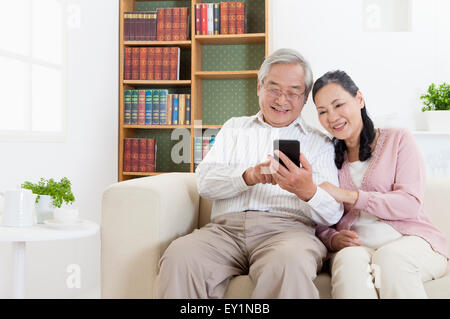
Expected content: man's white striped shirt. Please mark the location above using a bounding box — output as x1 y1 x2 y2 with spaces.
196 112 344 226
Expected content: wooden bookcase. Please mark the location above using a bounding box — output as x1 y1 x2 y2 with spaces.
119 0 270 181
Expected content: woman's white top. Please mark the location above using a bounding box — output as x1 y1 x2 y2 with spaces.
349 159 402 249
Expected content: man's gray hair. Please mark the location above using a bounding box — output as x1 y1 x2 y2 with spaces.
258 48 313 98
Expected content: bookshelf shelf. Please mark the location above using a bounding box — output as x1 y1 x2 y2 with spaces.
195 33 265 45
123 80 192 86
124 124 191 129
195 70 259 79
119 0 269 181
124 41 192 48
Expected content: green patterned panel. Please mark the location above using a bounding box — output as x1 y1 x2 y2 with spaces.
135 129 191 172
202 79 260 125
135 1 191 11
196 0 265 33
202 44 265 71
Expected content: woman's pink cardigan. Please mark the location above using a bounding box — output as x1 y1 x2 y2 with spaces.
316 128 449 259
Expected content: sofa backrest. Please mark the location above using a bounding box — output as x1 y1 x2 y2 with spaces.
199 177 450 254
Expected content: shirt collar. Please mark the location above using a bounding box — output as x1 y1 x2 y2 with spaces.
253 111 309 134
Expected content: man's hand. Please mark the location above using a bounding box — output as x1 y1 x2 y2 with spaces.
268 151 317 201
330 230 363 251
243 159 276 186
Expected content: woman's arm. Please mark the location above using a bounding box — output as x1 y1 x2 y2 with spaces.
319 181 358 204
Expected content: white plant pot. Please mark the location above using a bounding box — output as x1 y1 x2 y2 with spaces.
35 195 55 224
424 110 450 133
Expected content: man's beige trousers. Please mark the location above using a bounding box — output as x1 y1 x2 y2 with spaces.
156 210 327 298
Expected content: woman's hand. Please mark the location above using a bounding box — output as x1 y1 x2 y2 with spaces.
331 230 363 251
268 151 317 201
243 159 276 186
319 181 359 205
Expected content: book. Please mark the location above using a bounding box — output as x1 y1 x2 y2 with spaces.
194 136 202 165
156 8 165 41
139 47 147 80
124 47 132 79
164 8 173 41
202 136 210 159
180 7 189 40
201 4 207 35
123 138 132 172
162 47 171 80
169 47 180 80
130 138 140 172
159 89 168 124
207 3 214 35
195 4 201 35
124 12 131 41
145 89 153 125
185 94 191 125
172 8 181 41
149 11 157 40
179 94 185 125
236 2 245 34
131 90 139 124
146 139 156 172
138 138 148 172
124 90 132 125
137 89 146 125
172 94 179 125
131 47 140 80
152 89 160 124
220 2 229 35
147 47 155 80
154 47 163 80
229 2 237 34
213 4 220 35
167 94 173 125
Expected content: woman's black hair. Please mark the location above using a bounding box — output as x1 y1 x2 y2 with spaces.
312 70 376 169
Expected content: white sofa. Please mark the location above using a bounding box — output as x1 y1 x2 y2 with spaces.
101 173 450 298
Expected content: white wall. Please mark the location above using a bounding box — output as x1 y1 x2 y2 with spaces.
0 0 118 298
272 0 450 131
272 0 450 177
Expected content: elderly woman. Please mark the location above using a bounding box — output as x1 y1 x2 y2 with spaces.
270 70 448 298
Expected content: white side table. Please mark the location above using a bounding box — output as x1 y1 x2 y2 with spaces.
0 220 99 299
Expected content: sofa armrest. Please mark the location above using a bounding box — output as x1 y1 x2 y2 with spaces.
101 173 199 298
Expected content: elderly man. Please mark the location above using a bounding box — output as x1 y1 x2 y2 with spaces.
156 48 343 299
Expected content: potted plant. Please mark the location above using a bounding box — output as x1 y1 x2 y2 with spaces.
21 177 75 223
420 82 450 132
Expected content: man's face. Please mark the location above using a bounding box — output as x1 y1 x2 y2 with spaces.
257 63 307 128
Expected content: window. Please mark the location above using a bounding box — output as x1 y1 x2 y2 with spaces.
0 0 66 141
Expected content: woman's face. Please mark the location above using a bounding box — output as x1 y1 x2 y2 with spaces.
314 83 365 141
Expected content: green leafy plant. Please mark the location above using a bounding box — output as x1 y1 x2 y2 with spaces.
420 82 450 112
21 177 75 208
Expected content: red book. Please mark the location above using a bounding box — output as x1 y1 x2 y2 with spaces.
169 47 179 80
220 2 229 35
236 2 245 34
129 12 137 41
137 90 146 124
164 8 173 41
147 47 155 80
138 138 147 172
124 47 132 79
131 47 140 80
139 47 147 80
137 13 144 41
150 11 157 41
156 8 165 41
130 138 139 172
123 138 131 172
146 139 156 172
195 4 201 35
228 2 237 34
143 12 151 41
201 4 207 35
180 8 189 40
154 47 163 80
162 47 171 80
172 8 180 41
124 12 130 41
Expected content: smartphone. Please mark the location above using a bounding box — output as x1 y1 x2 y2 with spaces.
273 139 300 168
